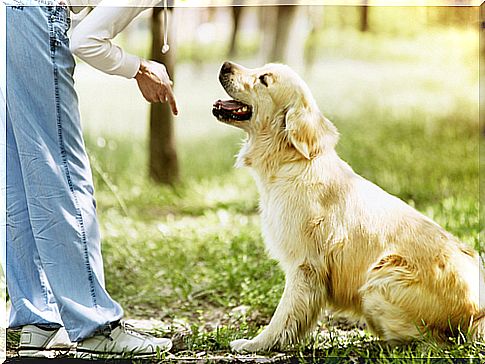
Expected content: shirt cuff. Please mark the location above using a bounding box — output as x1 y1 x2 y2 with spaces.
120 54 141 79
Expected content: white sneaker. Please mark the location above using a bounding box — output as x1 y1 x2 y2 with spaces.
18 325 75 358
76 321 172 359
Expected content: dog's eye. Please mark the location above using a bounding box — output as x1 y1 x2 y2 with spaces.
259 74 269 87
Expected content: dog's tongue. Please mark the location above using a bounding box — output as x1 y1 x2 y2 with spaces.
214 99 246 111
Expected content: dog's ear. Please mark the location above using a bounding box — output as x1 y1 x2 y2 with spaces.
285 107 312 159
285 106 339 160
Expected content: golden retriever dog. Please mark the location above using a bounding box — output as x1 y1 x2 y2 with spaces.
212 61 485 353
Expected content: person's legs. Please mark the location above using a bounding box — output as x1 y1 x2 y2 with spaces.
6 5 123 342
6 106 63 329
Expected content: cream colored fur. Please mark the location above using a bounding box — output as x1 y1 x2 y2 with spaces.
216 62 485 353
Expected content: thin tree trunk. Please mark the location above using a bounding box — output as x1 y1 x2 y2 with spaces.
228 4 243 58
360 3 369 32
149 7 179 185
270 5 297 63
304 6 325 74
258 6 278 63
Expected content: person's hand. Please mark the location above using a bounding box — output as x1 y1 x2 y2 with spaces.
134 59 178 115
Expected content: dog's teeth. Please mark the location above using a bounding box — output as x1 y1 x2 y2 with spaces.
242 106 247 112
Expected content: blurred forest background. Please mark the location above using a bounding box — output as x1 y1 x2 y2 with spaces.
68 1 482 358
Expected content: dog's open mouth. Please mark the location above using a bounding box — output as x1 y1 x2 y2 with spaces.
212 99 253 123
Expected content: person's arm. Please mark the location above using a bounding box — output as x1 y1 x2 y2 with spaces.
70 0 178 114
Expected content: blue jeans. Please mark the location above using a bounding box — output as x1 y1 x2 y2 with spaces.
5 4 123 341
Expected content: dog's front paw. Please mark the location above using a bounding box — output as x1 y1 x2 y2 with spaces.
230 338 259 353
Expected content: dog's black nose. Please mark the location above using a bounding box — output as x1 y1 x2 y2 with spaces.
221 61 233 75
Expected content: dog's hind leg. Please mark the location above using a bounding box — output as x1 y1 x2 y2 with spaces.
231 261 326 353
360 254 440 343
361 253 481 343
360 286 422 344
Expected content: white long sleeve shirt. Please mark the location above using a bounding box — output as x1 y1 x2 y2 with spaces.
67 0 161 78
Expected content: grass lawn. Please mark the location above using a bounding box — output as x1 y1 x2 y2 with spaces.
6 28 483 362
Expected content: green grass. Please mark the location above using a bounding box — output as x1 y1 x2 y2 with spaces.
8 27 482 361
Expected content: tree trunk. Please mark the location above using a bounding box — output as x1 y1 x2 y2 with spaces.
258 6 277 63
304 6 325 74
360 3 369 32
149 7 179 185
269 5 297 63
228 4 243 58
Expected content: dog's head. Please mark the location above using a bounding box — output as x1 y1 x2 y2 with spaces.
212 62 339 166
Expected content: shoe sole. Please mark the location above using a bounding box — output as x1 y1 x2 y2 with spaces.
19 348 73 358
74 343 172 360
